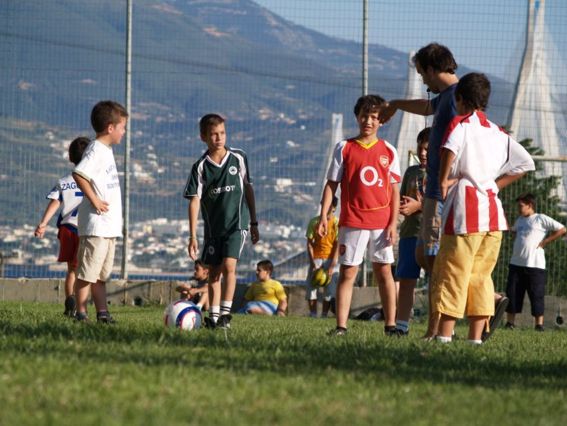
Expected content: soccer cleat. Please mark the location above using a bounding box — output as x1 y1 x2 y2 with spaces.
217 314 232 330
75 312 89 322
489 296 509 330
535 324 545 332
203 317 216 329
504 322 515 330
63 295 76 317
328 327 347 336
384 326 405 337
96 311 116 324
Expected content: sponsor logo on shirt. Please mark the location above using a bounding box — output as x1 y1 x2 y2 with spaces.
209 185 236 196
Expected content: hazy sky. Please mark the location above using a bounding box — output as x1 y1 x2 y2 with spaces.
254 0 567 85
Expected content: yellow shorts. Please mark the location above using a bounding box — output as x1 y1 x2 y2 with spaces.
432 231 502 318
77 236 116 283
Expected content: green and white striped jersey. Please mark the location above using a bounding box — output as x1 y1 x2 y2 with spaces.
184 148 252 238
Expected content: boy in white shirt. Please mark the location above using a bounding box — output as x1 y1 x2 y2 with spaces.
34 137 90 317
72 100 129 323
505 193 566 331
432 73 535 343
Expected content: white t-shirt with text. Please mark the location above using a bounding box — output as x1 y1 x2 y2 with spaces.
73 140 122 238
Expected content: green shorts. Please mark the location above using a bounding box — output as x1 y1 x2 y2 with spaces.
201 230 248 266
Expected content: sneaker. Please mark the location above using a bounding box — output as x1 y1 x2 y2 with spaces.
96 311 116 324
385 326 406 337
203 317 216 329
489 296 509 330
535 324 545 332
328 327 347 336
504 322 515 330
63 295 76 317
75 312 89 322
217 314 232 330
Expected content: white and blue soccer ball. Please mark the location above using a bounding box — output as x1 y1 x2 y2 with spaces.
164 300 202 331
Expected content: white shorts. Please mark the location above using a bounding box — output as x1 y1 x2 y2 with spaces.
338 227 394 266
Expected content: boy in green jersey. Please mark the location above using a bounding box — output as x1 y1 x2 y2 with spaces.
184 114 260 329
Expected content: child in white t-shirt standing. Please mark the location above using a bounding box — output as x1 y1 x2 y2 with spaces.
72 100 129 323
34 136 90 317
505 193 566 331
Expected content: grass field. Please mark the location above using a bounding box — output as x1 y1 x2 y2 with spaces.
1 302 567 426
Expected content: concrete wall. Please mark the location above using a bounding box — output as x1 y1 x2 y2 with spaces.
1 278 566 327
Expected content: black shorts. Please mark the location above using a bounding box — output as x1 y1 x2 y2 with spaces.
505 264 546 316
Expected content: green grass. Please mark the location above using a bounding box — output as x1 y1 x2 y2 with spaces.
1 302 567 425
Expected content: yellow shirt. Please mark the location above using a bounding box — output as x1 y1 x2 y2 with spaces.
244 279 287 305
306 215 338 259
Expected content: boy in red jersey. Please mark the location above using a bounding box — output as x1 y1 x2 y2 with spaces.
318 95 401 336
432 73 534 344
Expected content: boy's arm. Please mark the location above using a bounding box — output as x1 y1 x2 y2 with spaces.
306 239 316 269
379 99 433 124
385 183 400 245
244 182 260 244
188 196 200 260
276 297 288 317
495 173 526 190
318 181 338 237
327 237 340 278
72 172 109 214
538 226 566 249
439 148 457 200
34 199 61 238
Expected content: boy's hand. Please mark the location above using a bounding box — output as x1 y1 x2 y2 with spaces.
440 178 458 200
317 218 328 238
378 102 397 124
400 195 422 216
385 223 397 246
91 198 110 215
250 224 260 244
34 223 47 238
188 239 199 260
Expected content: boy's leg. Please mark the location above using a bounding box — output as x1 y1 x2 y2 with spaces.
373 263 397 327
335 264 359 328
220 257 238 316
395 237 421 332
64 263 76 298
505 264 525 327
397 279 417 324
75 278 91 316
207 265 223 324
526 267 546 328
92 280 108 313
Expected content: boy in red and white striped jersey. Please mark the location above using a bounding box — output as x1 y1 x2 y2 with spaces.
432 73 535 344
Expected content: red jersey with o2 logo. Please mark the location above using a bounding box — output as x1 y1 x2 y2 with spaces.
327 138 401 229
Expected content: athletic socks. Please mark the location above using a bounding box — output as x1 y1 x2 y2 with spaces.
220 300 232 317
435 335 452 343
467 339 483 345
395 320 409 333
210 305 220 323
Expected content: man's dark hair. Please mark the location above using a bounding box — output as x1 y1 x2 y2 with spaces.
412 43 458 74
353 94 386 116
417 127 431 145
455 73 491 111
90 100 128 134
257 259 274 275
68 137 90 165
199 113 225 136
516 193 536 209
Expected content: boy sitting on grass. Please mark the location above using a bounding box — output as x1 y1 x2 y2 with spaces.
239 260 287 316
432 73 534 344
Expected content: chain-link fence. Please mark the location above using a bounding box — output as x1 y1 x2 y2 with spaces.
1 1 566 293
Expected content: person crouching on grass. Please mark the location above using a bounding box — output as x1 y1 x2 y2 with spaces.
239 260 287 316
432 73 535 344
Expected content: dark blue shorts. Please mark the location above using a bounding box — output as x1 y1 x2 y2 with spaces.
396 237 422 280
505 264 546 316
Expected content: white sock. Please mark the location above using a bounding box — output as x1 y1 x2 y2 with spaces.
210 305 220 323
467 339 483 345
436 335 452 343
396 320 409 332
220 300 232 317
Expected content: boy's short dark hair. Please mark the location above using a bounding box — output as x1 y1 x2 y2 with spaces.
455 73 491 111
91 100 129 134
353 94 386 117
194 259 209 270
68 137 90 165
257 259 274 275
412 43 458 74
516 193 536 209
417 127 431 145
199 113 225 136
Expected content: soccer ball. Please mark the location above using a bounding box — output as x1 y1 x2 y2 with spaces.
164 300 202 331
311 267 330 288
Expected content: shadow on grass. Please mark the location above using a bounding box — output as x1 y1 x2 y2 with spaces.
2 315 567 391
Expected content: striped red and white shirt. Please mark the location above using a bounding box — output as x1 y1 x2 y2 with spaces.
327 138 401 229
441 111 535 235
